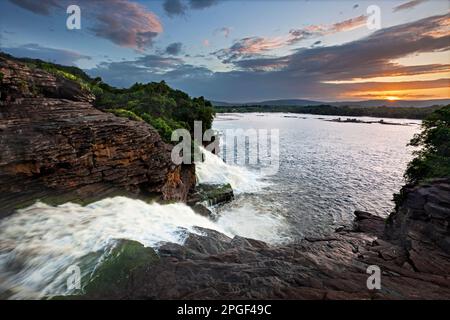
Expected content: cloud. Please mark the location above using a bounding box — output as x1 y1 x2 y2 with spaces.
8 0 163 50
213 36 287 63
241 14 450 80
163 0 218 17
89 0 162 50
1 43 91 65
87 13 450 102
165 42 183 55
87 55 211 87
330 15 367 32
214 27 232 38
200 14 450 101
9 0 61 15
393 0 428 12
214 15 368 63
188 0 218 10
163 0 187 17
288 15 367 44
353 4 359 9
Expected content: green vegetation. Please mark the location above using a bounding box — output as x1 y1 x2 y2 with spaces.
107 108 143 122
404 105 450 185
393 105 449 209
95 81 215 142
4 53 99 93
0 52 215 142
215 104 444 120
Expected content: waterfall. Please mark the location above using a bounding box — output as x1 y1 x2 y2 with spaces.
0 148 287 299
196 147 269 193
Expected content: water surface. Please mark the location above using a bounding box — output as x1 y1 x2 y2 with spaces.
212 113 420 239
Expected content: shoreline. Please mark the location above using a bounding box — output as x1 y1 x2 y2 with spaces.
213 106 441 120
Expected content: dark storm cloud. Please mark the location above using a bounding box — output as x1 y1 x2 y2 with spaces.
8 0 162 50
165 42 183 55
1 43 91 65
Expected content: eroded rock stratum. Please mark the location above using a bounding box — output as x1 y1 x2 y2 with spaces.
79 180 450 300
0 56 195 217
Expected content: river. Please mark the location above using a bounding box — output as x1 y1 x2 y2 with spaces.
0 112 420 298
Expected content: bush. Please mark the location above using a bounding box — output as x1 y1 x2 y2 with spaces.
404 105 450 184
108 109 143 122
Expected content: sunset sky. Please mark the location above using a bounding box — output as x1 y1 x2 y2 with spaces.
0 0 449 102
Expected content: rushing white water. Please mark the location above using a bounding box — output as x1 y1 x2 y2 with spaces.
216 204 289 244
0 135 285 299
196 147 290 244
196 147 269 193
0 198 229 299
0 152 283 300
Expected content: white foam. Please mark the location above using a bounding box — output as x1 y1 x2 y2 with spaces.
216 204 289 245
196 147 269 193
0 197 229 299
0 195 289 299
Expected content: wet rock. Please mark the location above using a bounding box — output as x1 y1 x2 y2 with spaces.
353 210 385 235
70 180 450 300
186 183 234 218
82 240 159 298
188 183 234 207
191 203 214 217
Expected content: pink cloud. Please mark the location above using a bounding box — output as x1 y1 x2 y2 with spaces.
9 0 163 50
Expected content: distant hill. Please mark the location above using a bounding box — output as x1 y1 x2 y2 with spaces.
212 99 450 108
211 99 323 107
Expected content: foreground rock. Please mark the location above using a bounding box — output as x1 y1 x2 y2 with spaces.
0 56 195 217
187 183 234 217
79 179 450 300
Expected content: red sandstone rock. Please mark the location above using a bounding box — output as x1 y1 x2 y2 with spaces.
0 56 195 217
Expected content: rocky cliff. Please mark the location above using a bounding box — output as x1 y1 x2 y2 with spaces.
80 179 450 300
0 56 195 217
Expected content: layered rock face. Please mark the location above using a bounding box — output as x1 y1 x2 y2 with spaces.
0 56 195 217
81 180 450 300
386 179 450 274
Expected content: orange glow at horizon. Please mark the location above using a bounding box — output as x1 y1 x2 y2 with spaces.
386 96 400 101
343 87 450 101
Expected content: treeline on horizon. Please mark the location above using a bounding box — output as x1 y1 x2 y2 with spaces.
1 52 215 143
214 104 447 120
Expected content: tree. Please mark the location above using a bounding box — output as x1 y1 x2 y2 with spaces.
404 105 450 185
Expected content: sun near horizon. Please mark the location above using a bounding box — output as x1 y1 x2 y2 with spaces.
386 96 400 101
